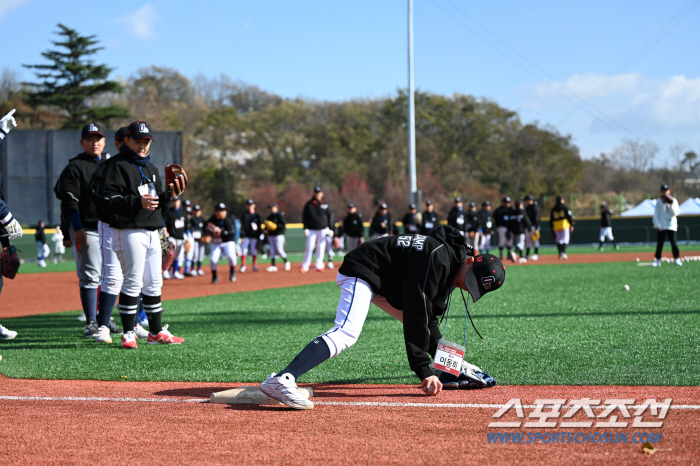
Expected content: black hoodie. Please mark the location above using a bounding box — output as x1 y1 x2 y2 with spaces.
338 225 474 381
54 153 101 230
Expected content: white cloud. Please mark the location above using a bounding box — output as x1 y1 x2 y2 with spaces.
115 4 158 39
0 0 30 20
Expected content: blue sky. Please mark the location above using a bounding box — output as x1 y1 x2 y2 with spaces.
2 0 700 165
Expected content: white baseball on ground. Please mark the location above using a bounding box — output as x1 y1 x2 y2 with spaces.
623 285 630 291
635 258 640 262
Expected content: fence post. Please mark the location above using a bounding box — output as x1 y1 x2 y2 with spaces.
594 194 599 217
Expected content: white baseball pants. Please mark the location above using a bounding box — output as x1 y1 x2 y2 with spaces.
98 221 123 296
514 233 526 251
302 229 326 271
497 226 512 248
241 237 258 257
555 229 570 245
210 240 237 271
479 233 491 251
193 240 205 263
268 235 287 259
113 228 162 298
70 227 101 289
599 227 614 242
525 227 539 249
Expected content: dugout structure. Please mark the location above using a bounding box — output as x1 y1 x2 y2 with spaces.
0 130 183 226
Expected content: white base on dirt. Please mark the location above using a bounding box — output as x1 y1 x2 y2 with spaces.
209 386 314 405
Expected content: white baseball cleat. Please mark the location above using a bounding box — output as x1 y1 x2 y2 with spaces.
0 324 18 340
266 266 278 272
529 254 539 261
134 324 149 339
675 258 683 266
284 262 291 271
163 270 172 279
652 259 661 267
239 265 246 273
327 261 334 269
259 373 314 410
94 325 112 344
174 271 185 279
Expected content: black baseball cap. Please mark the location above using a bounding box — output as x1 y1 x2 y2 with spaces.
81 123 103 139
115 126 128 143
660 184 669 191
215 202 227 211
184 200 191 207
454 197 462 203
246 199 255 205
469 202 476 208
409 203 416 209
380 203 388 209
193 204 201 211
556 195 565 203
502 196 511 203
314 186 322 193
464 254 506 303
482 200 491 206
426 200 433 205
524 195 533 201
348 203 355 208
269 202 277 208
126 120 154 141
186 206 192 213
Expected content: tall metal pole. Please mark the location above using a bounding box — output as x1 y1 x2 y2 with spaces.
407 0 418 206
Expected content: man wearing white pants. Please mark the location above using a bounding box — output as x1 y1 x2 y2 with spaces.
264 203 290 271
239 199 261 272
493 197 513 260
206 202 237 283
550 195 574 260
96 120 186 349
259 226 506 410
189 205 206 275
301 186 329 272
597 202 618 251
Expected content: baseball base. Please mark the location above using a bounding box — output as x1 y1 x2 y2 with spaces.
209 386 314 405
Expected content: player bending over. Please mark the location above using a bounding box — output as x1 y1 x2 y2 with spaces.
260 225 505 409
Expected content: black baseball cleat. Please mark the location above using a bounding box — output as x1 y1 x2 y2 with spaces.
229 269 236 282
83 321 99 338
109 320 123 335
212 270 218 284
438 361 497 389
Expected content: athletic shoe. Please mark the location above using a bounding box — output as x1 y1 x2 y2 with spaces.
147 324 185 345
76 313 86 322
652 259 661 267
137 316 149 328
239 265 246 273
38 260 47 268
300 268 308 273
94 325 112 344
0 324 18 340
266 266 278 272
197 269 205 276
84 320 99 338
134 324 149 339
121 331 138 349
212 275 219 284
109 320 123 335
252 265 259 272
187 270 198 277
174 271 185 279
284 262 291 271
259 373 314 410
229 270 237 282
327 261 334 269
530 254 539 261
675 258 683 266
561 253 568 260
163 270 172 279
315 266 325 272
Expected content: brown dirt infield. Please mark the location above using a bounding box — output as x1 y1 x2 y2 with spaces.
0 376 698 465
2 251 697 319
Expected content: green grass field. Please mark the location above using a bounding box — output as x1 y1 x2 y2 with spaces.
1 261 698 386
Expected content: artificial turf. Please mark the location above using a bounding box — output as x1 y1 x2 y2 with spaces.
0 261 698 386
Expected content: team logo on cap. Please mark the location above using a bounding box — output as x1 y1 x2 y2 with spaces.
481 276 495 289
139 123 149 133
88 124 99 132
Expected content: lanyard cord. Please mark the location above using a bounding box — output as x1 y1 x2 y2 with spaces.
461 288 484 340
133 165 151 184
440 284 454 335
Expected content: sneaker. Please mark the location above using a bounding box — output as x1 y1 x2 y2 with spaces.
147 324 185 345
163 270 172 279
284 262 291 271
315 266 325 272
174 271 185 279
561 253 568 260
188 270 198 277
266 266 278 272
259 373 314 410
137 316 149 328
212 275 219 284
121 331 138 349
197 269 205 276
252 265 259 272
652 259 661 267
94 325 112 344
109 320 123 335
134 324 149 339
84 320 99 338
530 254 539 261
38 260 47 268
0 324 18 340
327 261 334 269
76 313 86 322
229 270 237 282
675 258 683 266
299 268 308 273
239 265 246 273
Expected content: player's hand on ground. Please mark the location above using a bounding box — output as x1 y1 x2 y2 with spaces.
141 194 159 210
73 229 87 246
421 375 442 396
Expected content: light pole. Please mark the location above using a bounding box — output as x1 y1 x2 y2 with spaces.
407 0 418 206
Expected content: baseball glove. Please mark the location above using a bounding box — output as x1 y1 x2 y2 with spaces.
159 229 175 271
1 245 20 279
531 229 541 241
438 361 497 390
205 222 222 238
165 164 188 198
201 235 213 244
264 220 277 232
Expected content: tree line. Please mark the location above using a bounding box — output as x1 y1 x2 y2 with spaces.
1 24 697 222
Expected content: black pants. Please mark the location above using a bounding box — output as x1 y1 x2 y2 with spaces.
655 229 679 259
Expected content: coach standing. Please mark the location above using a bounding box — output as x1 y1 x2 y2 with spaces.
54 123 105 337
343 204 364 251
653 184 682 267
420 200 439 236
524 195 540 260
301 187 329 272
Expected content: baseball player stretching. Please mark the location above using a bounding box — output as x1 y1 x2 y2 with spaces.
0 109 23 340
265 203 290 271
54 123 109 338
239 199 261 272
301 187 329 272
260 226 505 410
189 205 206 275
550 195 574 260
96 120 186 348
524 195 540 260
206 203 237 283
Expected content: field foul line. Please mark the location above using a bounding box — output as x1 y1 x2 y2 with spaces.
1 396 699 410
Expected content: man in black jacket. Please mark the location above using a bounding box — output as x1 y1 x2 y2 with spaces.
447 197 467 236
524 195 541 260
96 120 187 348
479 201 494 255
163 197 187 279
265 202 290 272
260 226 505 409
206 202 237 283
598 202 618 250
508 199 532 262
55 123 105 337
420 200 439 236
369 203 393 239
301 187 330 272
493 197 513 260
239 199 261 272
402 204 420 234
465 202 481 253
342 204 364 251
190 205 206 275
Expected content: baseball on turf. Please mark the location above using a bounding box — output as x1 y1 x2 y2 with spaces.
623 285 630 291
635 258 640 262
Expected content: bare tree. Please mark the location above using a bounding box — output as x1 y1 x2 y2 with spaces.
0 67 20 102
612 139 659 172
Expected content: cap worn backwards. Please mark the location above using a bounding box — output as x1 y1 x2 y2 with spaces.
463 254 506 303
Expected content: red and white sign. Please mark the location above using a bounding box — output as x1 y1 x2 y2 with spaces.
431 339 465 376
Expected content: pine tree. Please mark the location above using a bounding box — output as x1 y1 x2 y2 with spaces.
22 23 129 128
